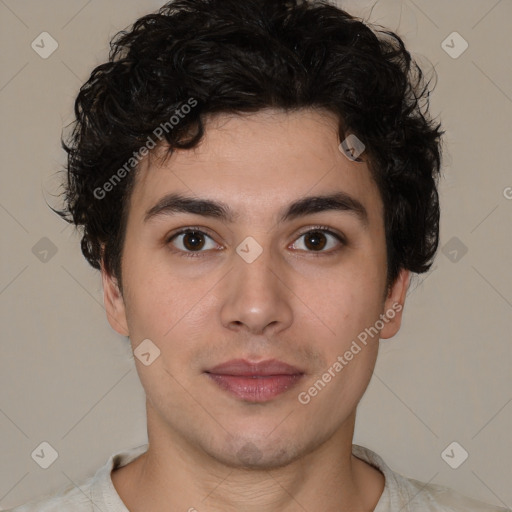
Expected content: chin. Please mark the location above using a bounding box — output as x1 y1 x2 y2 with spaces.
208 433 304 470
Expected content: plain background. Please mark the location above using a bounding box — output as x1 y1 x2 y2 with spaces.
0 0 511 509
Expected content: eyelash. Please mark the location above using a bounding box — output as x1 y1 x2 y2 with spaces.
165 225 346 258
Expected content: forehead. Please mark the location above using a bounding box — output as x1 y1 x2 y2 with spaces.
128 108 383 227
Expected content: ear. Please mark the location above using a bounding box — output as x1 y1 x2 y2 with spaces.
101 260 129 337
379 268 410 340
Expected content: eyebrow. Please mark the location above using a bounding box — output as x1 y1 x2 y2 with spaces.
144 191 369 227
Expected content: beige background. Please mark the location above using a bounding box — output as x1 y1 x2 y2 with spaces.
1 0 511 509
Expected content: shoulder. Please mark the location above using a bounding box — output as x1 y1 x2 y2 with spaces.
3 479 96 512
4 444 147 512
352 444 510 512
402 476 511 512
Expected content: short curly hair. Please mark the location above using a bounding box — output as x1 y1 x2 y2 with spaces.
54 0 444 296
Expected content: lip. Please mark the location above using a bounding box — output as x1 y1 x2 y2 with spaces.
207 358 304 376
205 359 305 402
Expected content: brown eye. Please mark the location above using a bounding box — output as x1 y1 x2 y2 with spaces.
290 228 344 253
303 231 328 251
182 231 206 251
168 229 218 254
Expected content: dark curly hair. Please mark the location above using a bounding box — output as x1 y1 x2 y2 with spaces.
53 0 444 296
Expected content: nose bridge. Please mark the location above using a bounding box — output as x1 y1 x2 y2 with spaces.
236 236 277 288
219 234 293 334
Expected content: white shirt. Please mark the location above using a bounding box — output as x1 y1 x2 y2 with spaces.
5 443 510 511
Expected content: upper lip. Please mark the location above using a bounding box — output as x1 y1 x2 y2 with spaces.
205 359 304 376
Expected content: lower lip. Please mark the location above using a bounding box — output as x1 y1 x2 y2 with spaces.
206 373 303 402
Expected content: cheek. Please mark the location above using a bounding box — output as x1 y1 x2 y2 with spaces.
122 254 218 365
121 251 181 340
303 276 383 406
314 268 386 346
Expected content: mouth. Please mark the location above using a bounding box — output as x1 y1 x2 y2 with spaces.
204 359 305 403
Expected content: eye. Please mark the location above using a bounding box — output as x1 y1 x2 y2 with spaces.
166 228 220 257
290 227 345 254
166 225 345 258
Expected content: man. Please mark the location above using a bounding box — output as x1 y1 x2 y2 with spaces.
8 0 509 510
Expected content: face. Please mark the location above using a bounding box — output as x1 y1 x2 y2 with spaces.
102 108 409 469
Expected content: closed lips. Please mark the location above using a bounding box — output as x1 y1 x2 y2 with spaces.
205 358 304 376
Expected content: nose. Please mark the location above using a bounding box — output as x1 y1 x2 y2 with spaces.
219 241 293 337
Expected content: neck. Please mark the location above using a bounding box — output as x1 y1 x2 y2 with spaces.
112 403 384 512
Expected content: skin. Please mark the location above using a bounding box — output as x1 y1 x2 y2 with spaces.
102 108 410 512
